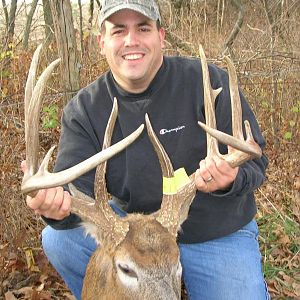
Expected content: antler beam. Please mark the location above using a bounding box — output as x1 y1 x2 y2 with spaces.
197 45 262 167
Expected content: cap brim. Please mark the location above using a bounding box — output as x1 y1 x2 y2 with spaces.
100 4 160 26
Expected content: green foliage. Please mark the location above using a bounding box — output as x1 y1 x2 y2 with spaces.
258 212 300 282
0 50 14 60
261 100 269 109
0 43 15 60
283 100 299 140
0 45 14 79
284 132 292 140
42 105 59 129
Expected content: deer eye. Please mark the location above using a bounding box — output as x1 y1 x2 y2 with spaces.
118 263 138 279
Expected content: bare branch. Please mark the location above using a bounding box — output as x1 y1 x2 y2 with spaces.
223 0 245 55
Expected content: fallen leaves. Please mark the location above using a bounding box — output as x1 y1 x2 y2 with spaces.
1 246 74 299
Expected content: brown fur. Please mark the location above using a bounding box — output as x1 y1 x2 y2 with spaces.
82 214 181 300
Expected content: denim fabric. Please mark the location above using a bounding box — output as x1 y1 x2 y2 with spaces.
42 203 269 300
179 220 270 300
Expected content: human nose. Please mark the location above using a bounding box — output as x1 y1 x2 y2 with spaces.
124 31 139 47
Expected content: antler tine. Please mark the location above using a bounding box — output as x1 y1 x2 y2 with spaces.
197 44 262 168
94 97 119 204
70 98 130 247
197 45 222 160
21 44 144 197
146 115 194 237
224 56 244 140
24 44 60 178
145 115 177 236
24 43 42 126
145 114 174 178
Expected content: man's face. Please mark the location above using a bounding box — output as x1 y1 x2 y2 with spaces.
99 9 165 93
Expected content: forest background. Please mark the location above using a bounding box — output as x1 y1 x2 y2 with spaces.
0 0 299 299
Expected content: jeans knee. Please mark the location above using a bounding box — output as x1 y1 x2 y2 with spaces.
42 226 62 261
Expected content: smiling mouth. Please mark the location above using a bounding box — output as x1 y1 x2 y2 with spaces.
123 53 144 60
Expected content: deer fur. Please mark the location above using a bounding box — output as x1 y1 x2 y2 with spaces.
82 214 182 300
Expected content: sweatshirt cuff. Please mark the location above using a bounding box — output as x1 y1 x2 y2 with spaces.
41 213 82 230
210 168 244 197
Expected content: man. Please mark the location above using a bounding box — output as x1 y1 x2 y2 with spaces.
23 0 270 299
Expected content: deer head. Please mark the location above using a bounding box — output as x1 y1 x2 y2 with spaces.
21 44 262 300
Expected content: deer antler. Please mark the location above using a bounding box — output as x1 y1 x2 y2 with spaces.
21 45 144 238
144 46 263 236
198 45 262 167
69 98 131 247
145 115 196 237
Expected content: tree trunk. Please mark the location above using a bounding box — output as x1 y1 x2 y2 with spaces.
6 0 17 47
42 0 54 44
22 0 39 50
78 0 84 57
223 0 245 56
1 0 17 69
50 0 80 104
261 0 280 147
1 0 9 33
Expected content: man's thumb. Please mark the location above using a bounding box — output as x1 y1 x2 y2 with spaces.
21 160 27 173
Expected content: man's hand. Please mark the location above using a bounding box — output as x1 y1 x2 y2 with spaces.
21 161 72 220
195 155 238 193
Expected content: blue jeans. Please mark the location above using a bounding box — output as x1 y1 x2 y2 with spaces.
42 203 269 300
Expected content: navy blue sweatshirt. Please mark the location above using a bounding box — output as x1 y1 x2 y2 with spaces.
45 56 268 243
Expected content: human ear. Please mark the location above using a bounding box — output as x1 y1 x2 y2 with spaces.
159 28 166 49
97 34 105 55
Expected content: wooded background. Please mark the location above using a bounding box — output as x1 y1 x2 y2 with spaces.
0 0 299 299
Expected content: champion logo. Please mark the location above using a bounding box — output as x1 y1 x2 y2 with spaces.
159 126 185 135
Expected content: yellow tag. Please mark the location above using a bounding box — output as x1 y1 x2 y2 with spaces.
163 176 177 195
163 168 190 195
174 168 191 190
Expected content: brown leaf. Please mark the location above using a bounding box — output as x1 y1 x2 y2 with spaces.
278 271 294 285
63 292 76 300
294 176 300 191
37 290 53 300
267 279 280 295
24 248 40 272
292 281 300 297
277 234 291 245
4 291 17 300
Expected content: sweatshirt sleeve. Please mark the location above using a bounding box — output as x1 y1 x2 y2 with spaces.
208 64 268 197
42 90 102 229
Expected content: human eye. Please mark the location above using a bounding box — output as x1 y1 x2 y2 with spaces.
139 24 152 32
111 27 125 36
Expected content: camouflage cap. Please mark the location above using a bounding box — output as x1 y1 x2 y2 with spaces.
99 0 161 27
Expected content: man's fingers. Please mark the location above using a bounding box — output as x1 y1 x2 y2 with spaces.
26 189 46 210
21 160 27 173
199 159 214 182
59 191 72 216
38 187 58 211
49 187 64 211
196 156 239 193
195 169 210 192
